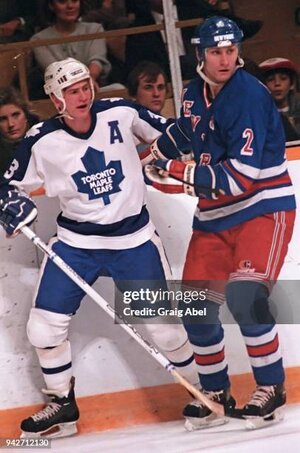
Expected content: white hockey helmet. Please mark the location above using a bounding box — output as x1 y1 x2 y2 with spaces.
44 58 95 114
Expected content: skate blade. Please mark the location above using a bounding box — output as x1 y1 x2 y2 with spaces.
184 415 229 432
20 421 78 439
245 408 284 430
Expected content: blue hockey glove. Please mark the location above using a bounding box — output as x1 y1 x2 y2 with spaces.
0 190 38 236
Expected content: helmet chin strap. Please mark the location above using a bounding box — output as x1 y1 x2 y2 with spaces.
196 56 245 88
57 110 75 121
196 62 219 87
52 97 75 120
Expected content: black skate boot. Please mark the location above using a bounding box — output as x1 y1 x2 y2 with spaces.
20 377 80 438
242 384 286 429
183 388 236 431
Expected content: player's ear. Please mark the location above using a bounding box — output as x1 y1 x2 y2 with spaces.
50 93 63 112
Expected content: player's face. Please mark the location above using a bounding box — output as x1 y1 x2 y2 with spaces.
135 73 167 113
0 104 28 141
264 72 293 106
63 79 92 119
50 0 80 23
203 45 239 84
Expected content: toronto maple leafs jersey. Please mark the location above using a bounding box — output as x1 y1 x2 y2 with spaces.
156 68 296 232
0 99 170 249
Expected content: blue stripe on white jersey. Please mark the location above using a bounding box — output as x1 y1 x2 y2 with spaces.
57 205 149 236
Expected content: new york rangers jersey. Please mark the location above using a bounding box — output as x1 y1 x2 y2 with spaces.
0 99 169 249
156 69 296 232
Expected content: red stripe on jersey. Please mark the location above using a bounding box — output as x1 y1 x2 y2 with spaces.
198 172 292 211
223 160 253 190
139 147 151 162
246 334 279 357
194 347 225 365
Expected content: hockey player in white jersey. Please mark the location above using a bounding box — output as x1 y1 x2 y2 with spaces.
0 58 199 438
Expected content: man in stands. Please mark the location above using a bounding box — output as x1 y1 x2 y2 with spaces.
127 60 168 114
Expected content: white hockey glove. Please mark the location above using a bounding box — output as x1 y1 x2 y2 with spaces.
144 159 197 196
0 190 38 236
145 159 221 198
139 139 168 167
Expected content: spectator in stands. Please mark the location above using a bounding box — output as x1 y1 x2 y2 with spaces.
127 60 168 154
259 57 300 141
0 87 39 175
0 1 38 43
81 1 133 84
81 0 132 30
30 0 124 96
127 60 167 114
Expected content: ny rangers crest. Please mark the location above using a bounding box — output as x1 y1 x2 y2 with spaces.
72 147 124 205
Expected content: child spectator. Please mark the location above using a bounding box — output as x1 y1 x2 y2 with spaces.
259 57 300 141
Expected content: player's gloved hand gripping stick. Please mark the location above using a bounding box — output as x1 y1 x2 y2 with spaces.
145 159 222 198
17 225 244 419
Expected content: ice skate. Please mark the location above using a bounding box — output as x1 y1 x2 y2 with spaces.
183 388 236 431
243 384 286 430
20 377 79 439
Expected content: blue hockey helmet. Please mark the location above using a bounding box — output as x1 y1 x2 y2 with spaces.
192 16 244 60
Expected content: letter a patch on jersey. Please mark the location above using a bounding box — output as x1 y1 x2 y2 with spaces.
108 120 123 144
72 147 124 204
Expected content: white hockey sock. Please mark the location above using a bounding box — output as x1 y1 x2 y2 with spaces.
142 320 200 388
35 340 73 396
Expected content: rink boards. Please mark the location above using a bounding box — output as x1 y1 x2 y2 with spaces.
0 151 300 438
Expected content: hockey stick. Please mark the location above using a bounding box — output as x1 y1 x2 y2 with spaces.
147 164 221 197
20 225 227 417
164 172 221 197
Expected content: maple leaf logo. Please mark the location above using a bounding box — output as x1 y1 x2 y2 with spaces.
72 147 124 205
25 122 43 137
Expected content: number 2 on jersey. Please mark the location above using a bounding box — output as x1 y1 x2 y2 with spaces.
241 128 254 156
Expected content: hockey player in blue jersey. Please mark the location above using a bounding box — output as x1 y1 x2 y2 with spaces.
145 17 296 429
0 58 199 438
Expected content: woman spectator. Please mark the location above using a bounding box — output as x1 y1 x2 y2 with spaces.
0 87 39 175
30 0 122 95
259 57 300 141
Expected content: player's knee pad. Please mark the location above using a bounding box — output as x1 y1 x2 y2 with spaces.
27 307 71 349
143 319 188 352
181 298 221 339
226 281 274 324
184 321 222 346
